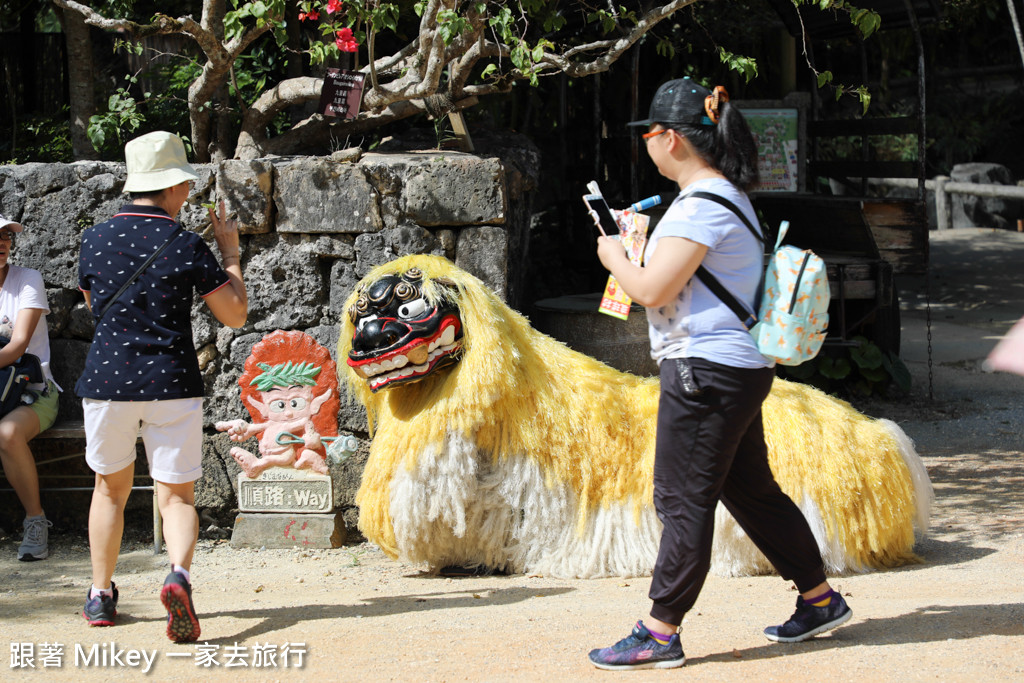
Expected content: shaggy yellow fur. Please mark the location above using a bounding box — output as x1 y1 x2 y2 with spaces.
340 254 923 572
763 381 919 569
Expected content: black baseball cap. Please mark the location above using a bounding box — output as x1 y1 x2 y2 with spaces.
627 77 715 129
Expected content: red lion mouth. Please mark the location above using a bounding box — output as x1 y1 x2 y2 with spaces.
348 319 461 391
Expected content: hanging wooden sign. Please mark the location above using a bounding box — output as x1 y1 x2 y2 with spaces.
318 68 365 119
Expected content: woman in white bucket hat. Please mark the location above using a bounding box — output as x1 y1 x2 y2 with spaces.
77 131 248 642
0 213 62 563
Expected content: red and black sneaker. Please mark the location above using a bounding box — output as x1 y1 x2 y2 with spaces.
82 583 118 626
160 571 201 642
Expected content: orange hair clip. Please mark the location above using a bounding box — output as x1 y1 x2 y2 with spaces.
704 85 730 124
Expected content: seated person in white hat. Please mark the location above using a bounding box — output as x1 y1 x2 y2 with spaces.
0 213 62 562
77 131 248 643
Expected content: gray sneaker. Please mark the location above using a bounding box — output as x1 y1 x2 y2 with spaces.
18 515 51 561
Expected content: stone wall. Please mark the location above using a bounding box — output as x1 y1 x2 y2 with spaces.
0 135 540 535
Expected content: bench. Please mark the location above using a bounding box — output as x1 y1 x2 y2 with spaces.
5 421 164 554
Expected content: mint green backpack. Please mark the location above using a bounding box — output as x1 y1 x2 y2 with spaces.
690 192 830 366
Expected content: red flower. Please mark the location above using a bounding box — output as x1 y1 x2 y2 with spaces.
326 0 342 15
335 26 359 52
298 8 319 21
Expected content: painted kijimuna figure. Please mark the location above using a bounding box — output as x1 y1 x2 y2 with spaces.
217 363 332 477
215 330 340 478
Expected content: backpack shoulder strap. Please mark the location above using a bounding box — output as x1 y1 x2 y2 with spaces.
682 191 765 328
695 266 758 330
686 191 765 244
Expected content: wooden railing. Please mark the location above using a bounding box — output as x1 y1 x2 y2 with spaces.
874 177 1024 231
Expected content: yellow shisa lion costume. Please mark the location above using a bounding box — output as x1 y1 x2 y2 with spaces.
339 254 933 579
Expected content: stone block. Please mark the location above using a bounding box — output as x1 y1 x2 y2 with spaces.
216 159 274 234
237 233 326 332
951 162 1020 230
456 225 508 299
231 511 346 549
195 438 237 509
353 231 393 276
398 153 507 226
273 158 382 234
16 174 124 291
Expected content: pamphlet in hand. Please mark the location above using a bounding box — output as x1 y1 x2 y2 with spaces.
583 183 651 321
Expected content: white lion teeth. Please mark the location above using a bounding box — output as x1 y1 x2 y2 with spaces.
428 325 457 352
363 335 461 382
374 362 429 384
440 325 455 346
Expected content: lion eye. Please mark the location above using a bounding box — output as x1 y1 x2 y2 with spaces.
397 298 428 320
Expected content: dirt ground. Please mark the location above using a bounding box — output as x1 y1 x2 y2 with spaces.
2 228 1023 682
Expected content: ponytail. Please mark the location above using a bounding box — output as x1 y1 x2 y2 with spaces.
670 100 760 191
712 102 759 191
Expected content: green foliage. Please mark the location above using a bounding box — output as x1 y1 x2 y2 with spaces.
226 0 288 45
251 361 322 391
10 108 74 163
796 0 880 38
40 0 918 163
87 84 146 155
780 337 910 398
587 7 638 35
817 111 918 165
716 47 757 82
75 211 94 229
792 1 878 113
437 8 470 44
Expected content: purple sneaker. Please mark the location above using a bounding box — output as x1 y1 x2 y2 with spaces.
588 621 685 671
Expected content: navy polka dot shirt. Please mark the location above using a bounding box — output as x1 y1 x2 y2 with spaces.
76 205 229 401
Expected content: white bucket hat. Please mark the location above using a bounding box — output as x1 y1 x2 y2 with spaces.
0 214 24 233
123 131 200 193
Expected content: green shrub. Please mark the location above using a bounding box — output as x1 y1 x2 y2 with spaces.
780 336 911 398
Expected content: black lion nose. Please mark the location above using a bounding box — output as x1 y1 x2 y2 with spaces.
353 318 409 353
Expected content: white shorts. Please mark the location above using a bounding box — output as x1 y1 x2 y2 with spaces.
83 398 204 484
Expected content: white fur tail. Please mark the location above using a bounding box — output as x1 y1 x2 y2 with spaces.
879 419 934 535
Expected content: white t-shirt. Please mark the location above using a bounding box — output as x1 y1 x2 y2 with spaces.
643 178 773 369
0 264 58 390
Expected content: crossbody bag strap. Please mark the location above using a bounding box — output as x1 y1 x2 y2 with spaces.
98 226 183 319
683 191 766 329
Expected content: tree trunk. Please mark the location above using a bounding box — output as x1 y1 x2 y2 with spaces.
57 7 98 159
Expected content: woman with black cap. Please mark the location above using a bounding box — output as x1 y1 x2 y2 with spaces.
588 78 851 670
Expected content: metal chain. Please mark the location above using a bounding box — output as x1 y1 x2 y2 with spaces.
926 256 934 401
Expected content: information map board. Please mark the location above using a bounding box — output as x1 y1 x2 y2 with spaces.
743 108 800 192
